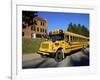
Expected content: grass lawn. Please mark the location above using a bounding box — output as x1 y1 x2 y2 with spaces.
22 38 45 54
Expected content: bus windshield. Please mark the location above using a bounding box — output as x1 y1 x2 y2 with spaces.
50 34 64 42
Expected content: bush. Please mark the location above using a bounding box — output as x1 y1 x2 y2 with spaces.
22 38 45 54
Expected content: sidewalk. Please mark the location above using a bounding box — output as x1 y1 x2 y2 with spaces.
22 53 41 62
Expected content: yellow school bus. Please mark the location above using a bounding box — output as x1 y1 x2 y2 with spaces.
38 29 89 61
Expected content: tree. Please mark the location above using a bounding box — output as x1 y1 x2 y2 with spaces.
67 22 89 37
67 22 78 33
81 25 89 37
67 22 73 31
22 11 38 26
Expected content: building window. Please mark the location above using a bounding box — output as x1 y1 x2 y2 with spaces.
36 34 42 38
37 27 39 32
41 22 42 26
22 32 24 36
22 24 26 29
43 22 44 26
31 26 33 30
33 26 36 31
43 29 44 32
45 29 47 33
40 22 45 26
34 20 37 25
40 28 42 32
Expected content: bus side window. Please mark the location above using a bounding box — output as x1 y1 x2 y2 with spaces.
65 35 69 42
73 36 75 42
74 37 76 42
76 37 78 42
67 35 69 42
70 36 73 42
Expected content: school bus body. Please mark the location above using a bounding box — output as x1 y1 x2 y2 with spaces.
38 30 89 57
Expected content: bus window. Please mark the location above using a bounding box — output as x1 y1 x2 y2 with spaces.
50 34 64 42
74 37 76 42
65 35 69 42
70 36 73 42
80 38 82 41
76 37 78 42
73 36 76 42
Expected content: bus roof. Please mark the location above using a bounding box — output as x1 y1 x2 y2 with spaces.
49 29 89 40
64 31 89 39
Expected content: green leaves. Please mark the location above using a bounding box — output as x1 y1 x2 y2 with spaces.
22 11 38 26
67 22 89 37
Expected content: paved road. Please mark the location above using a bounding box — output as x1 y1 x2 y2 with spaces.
22 48 89 69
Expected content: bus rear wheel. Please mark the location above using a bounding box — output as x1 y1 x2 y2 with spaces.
55 49 64 62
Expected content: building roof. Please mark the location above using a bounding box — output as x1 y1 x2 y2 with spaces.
33 16 47 22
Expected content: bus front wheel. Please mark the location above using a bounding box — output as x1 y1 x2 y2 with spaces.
55 49 64 62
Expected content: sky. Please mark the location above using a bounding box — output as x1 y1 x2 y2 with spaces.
37 11 89 32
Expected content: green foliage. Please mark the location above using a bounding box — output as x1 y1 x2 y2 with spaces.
22 38 45 54
22 11 38 26
67 22 89 37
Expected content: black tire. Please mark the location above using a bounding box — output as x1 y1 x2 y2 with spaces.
55 49 64 62
42 54 48 58
81 46 86 53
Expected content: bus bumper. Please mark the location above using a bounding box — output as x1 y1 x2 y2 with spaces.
37 51 55 57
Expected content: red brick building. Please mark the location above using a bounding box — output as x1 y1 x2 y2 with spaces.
22 16 48 38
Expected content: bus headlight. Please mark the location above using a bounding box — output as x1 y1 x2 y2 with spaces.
50 49 54 52
50 47 55 52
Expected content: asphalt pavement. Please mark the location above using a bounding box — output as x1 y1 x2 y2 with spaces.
22 48 89 69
